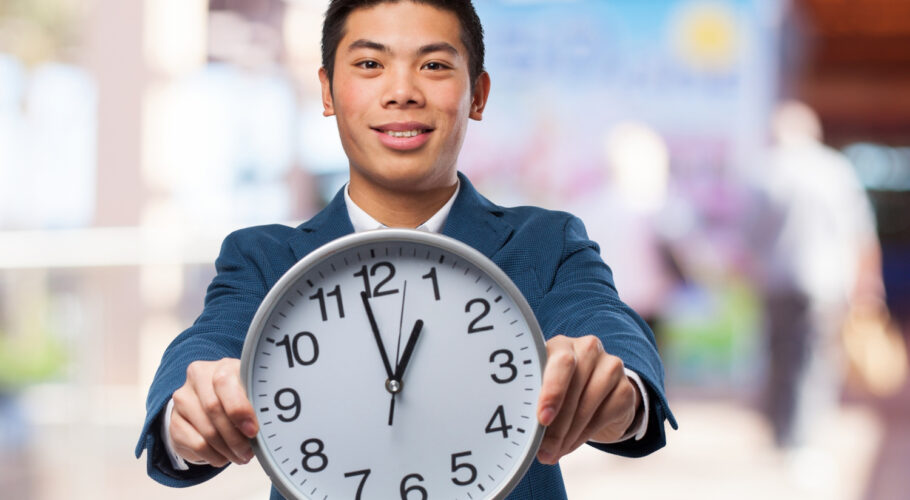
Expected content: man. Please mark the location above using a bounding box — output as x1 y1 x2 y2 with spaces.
751 101 882 452
136 1 676 498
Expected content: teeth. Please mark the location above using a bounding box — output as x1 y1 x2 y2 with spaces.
385 129 424 138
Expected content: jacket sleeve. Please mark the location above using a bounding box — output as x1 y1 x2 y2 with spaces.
135 229 271 486
534 214 677 457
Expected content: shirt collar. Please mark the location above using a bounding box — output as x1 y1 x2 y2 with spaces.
344 180 460 234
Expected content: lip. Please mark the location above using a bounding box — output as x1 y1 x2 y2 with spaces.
372 122 434 151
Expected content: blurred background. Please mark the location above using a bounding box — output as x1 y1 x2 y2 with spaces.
1 0 909 498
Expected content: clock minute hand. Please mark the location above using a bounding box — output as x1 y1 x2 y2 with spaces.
393 319 424 383
361 292 394 380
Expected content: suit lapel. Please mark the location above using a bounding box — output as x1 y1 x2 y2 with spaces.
442 172 513 260
286 172 514 262
286 187 355 261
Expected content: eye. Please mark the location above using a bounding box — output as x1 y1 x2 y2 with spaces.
422 61 450 71
356 60 381 70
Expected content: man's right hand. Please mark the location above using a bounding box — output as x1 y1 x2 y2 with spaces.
169 358 259 467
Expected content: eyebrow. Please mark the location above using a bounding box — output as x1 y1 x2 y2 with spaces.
347 39 459 58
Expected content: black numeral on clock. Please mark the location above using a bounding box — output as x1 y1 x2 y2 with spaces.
465 298 493 333
489 349 517 384
274 388 300 422
300 438 328 473
421 267 440 301
450 451 477 486
309 285 344 321
354 261 398 298
400 473 428 500
276 332 319 368
344 469 371 500
485 405 513 438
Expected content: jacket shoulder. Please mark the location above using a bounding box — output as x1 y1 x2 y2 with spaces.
497 205 588 244
217 224 303 290
222 223 300 247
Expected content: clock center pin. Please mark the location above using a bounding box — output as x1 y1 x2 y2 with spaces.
386 378 402 394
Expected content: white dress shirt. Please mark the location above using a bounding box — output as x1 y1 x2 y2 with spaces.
162 180 647 470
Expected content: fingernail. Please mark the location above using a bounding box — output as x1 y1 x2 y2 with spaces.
241 419 257 438
539 407 556 426
538 449 553 463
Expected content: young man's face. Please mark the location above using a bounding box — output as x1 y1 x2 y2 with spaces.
319 1 490 194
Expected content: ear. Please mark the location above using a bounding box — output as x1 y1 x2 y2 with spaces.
469 72 491 121
318 67 335 117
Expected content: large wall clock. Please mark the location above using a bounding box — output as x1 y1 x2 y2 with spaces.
241 229 547 500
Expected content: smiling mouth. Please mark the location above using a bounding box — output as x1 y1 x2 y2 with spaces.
384 129 429 138
375 128 433 138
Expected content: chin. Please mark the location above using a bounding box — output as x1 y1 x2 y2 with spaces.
359 159 455 192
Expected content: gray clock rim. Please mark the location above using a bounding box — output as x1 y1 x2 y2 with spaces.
240 228 547 500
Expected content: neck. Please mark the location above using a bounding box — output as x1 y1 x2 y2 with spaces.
348 173 458 228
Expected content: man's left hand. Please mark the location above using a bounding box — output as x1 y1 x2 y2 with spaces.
536 335 642 465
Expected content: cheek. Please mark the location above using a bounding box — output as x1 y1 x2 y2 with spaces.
333 83 370 135
436 87 472 140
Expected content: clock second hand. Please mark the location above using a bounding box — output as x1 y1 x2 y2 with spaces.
389 281 408 426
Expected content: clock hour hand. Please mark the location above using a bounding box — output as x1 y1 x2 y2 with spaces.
361 292 394 380
393 319 423 383
388 318 422 426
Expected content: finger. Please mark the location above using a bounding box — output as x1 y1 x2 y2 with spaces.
175 384 244 464
170 405 230 467
571 376 637 449
562 354 625 450
538 337 601 463
180 376 248 465
212 359 259 439
537 336 575 428
190 370 254 464
211 362 257 462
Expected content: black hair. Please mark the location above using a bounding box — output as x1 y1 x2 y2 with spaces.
321 0 485 90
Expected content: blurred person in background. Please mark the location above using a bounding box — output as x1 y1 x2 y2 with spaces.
749 100 884 460
569 122 687 345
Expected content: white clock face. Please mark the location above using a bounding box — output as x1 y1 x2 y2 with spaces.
242 230 546 500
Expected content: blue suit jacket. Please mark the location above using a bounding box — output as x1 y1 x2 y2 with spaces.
136 172 677 499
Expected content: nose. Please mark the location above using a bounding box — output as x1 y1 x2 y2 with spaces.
381 67 425 109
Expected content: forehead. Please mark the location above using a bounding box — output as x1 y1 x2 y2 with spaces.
341 2 465 53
